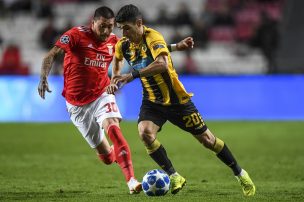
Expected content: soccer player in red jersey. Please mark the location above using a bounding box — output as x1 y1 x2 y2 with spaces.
37 6 193 194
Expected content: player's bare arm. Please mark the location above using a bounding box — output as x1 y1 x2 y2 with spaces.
114 53 168 87
111 56 124 84
106 56 124 94
38 46 64 99
136 53 168 77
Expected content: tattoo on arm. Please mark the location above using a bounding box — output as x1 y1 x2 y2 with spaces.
41 46 64 79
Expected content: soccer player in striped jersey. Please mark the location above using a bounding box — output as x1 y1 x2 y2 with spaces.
109 4 256 196
38 6 192 194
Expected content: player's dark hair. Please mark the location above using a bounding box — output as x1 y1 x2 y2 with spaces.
93 6 115 20
115 4 142 23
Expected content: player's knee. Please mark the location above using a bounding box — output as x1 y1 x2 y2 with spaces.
138 126 151 137
138 127 154 144
103 118 120 132
200 135 214 149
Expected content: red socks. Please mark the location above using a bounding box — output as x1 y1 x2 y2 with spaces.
98 147 115 165
107 125 134 182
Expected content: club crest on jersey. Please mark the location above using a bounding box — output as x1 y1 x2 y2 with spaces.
107 44 113 55
60 35 70 44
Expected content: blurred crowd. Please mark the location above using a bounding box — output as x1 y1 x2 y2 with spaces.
0 0 99 18
147 0 283 74
0 0 284 75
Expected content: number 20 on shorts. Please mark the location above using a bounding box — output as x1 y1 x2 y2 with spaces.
183 112 204 128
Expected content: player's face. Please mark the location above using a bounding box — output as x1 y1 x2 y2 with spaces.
92 16 115 41
117 20 143 44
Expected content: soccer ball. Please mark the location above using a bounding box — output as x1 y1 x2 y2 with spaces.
142 169 170 196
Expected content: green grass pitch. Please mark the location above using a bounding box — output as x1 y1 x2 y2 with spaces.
0 121 304 201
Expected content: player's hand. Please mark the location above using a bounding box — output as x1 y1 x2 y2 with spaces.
113 74 133 86
111 75 123 85
106 83 118 95
120 73 134 84
38 77 52 99
176 37 194 51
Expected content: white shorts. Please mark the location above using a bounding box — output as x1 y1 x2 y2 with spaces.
66 92 122 148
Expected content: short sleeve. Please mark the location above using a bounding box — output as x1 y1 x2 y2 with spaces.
55 28 80 52
146 31 169 59
114 39 124 60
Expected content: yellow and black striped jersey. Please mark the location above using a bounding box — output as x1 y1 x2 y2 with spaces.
115 26 192 105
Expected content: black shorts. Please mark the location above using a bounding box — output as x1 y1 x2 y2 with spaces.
138 99 208 135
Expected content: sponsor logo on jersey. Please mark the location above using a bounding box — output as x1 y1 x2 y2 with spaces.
84 53 107 68
60 35 70 44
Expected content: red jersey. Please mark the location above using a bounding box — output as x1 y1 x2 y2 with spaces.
55 26 119 106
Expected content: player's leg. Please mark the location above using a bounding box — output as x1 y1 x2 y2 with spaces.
138 120 177 176
138 120 186 194
193 129 255 196
138 101 186 194
66 100 118 170
102 118 133 181
168 100 243 175
95 92 141 194
168 100 255 196
193 129 243 175
66 100 111 157
102 117 141 194
67 98 141 194
95 136 115 165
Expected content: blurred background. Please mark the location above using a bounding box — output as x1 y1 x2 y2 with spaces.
0 0 303 122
